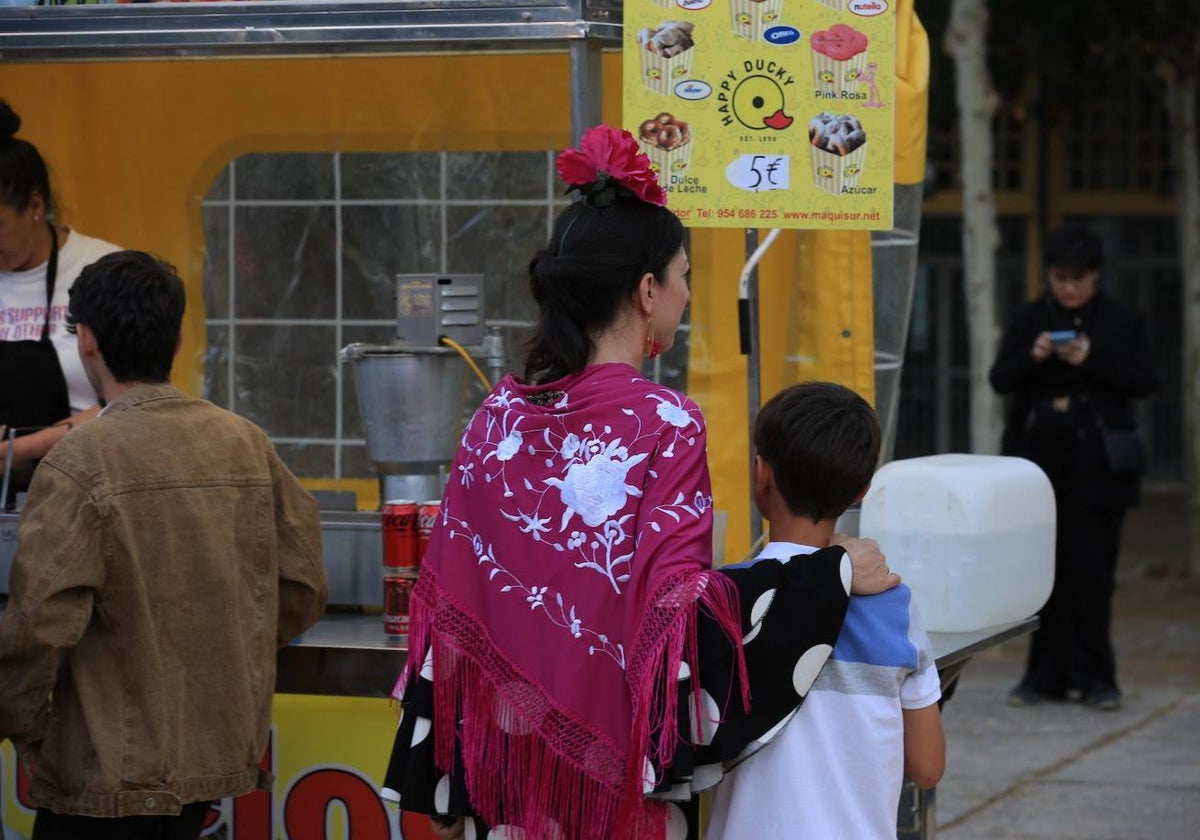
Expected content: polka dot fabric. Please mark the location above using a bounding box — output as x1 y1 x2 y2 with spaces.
382 545 851 839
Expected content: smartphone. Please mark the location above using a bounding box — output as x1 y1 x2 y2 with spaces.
1048 329 1077 344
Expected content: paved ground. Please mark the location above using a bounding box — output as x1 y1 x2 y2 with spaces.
934 488 1200 840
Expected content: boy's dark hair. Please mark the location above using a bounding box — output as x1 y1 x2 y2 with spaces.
754 382 881 523
67 250 186 384
1043 222 1102 274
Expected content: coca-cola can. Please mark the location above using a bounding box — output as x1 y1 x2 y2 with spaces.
382 499 419 573
383 574 413 637
417 501 441 563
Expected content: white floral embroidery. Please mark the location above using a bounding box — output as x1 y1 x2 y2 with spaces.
647 392 700 431
441 375 709 669
544 439 647 529
488 387 524 410
458 461 475 487
496 428 524 462
559 433 582 460
451 513 626 667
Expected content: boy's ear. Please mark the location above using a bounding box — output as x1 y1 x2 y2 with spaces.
753 454 770 493
852 479 872 505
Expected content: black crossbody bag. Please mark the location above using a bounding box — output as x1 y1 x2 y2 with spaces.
1097 420 1148 476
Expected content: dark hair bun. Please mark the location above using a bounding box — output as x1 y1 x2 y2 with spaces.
0 99 20 142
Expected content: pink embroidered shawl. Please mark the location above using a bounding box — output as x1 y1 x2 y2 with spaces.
398 363 744 840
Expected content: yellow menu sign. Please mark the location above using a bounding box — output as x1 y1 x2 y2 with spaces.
624 0 895 229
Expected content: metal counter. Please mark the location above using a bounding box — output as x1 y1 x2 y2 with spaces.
276 611 1039 698
277 612 407 697
898 616 1039 840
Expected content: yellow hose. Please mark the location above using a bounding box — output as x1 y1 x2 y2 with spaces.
440 336 493 393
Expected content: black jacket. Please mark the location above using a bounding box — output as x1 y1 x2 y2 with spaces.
989 290 1156 509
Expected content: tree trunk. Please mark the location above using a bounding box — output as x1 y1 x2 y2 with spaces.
1162 70 1200 576
946 0 1003 454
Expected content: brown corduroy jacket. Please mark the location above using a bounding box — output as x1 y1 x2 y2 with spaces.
0 383 327 817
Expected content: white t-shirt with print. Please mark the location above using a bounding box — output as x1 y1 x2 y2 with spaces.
0 230 122 414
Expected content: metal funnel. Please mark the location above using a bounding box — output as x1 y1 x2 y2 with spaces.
340 343 470 476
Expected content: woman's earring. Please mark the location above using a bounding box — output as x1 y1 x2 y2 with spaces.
644 316 662 359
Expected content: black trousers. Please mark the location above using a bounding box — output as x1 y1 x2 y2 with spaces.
32 802 211 840
1021 498 1124 697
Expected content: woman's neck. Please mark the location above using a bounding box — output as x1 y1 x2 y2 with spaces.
589 309 646 371
16 223 67 272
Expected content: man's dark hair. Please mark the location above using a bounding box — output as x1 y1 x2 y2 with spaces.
1043 222 1102 274
754 382 881 523
67 250 185 384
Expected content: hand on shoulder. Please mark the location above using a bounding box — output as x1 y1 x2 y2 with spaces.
832 534 901 595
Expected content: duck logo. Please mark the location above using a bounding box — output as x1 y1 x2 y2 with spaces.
716 60 796 131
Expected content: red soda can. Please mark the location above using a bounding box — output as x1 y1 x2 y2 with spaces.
382 499 419 573
383 574 413 637
417 501 441 563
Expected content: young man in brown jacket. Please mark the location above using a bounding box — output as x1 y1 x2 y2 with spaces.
0 250 328 839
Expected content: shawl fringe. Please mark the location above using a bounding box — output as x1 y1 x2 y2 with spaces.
393 567 747 840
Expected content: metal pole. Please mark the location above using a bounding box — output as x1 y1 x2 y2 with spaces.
569 38 602 146
746 229 763 545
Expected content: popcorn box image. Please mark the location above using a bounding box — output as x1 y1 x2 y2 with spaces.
811 24 870 98
731 0 784 42
638 22 697 96
643 139 695 186
811 142 867 195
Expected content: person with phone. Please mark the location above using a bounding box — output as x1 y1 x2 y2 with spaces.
989 222 1156 712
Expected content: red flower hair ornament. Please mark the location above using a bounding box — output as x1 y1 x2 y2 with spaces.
556 125 668 208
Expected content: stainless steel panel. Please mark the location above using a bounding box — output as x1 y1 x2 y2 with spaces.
277 613 408 697
396 273 485 348
2 508 387 605
0 1 622 61
320 510 385 607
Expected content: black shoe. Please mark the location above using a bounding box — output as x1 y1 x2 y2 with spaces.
1007 685 1053 707
1083 688 1122 711
1008 686 1065 705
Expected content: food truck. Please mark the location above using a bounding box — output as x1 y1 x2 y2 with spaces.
0 2 1037 837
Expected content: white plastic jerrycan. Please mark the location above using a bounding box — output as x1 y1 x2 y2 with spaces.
860 454 1056 633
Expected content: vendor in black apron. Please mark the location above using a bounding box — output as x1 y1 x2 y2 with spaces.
1 99 112 508
0 225 71 503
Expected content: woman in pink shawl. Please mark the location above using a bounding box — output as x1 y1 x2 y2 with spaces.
382 125 897 840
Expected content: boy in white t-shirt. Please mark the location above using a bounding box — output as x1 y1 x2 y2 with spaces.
706 382 945 840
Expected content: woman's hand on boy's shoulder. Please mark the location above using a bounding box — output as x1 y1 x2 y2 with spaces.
831 534 901 595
